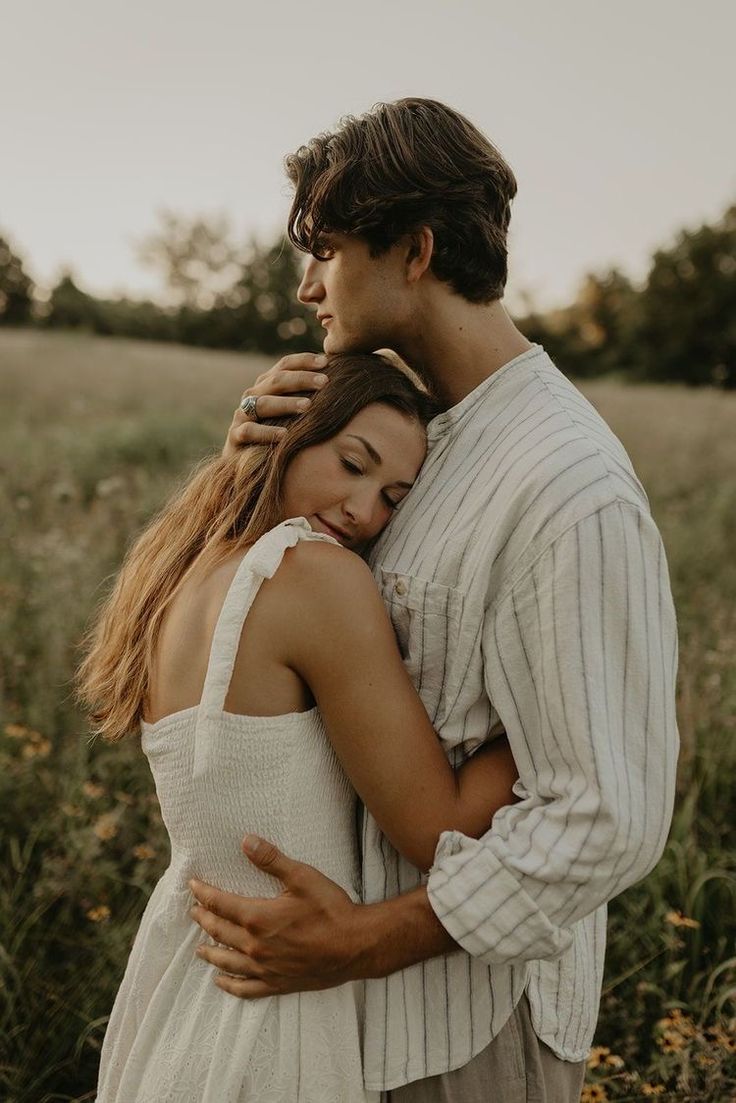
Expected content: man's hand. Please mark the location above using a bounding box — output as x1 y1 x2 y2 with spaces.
189 834 366 998
189 834 456 999
224 352 329 456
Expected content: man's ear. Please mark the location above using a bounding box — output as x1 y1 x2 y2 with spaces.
405 226 434 284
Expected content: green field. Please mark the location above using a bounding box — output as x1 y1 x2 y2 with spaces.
1 329 734 1102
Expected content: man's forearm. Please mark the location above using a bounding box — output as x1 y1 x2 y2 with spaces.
352 885 458 979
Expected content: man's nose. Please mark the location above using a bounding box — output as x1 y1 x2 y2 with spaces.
297 257 323 304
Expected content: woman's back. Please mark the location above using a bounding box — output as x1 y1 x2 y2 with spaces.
148 540 312 724
96 519 375 1103
141 699 359 902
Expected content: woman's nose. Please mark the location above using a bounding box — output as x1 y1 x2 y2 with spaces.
297 257 323 304
343 491 383 532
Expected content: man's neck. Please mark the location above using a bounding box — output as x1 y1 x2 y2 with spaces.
397 297 534 409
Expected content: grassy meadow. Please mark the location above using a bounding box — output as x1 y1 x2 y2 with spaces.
1 328 734 1102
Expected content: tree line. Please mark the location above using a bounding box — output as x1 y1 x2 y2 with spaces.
1 202 734 387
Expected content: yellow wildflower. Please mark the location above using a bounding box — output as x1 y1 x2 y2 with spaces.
83 781 106 799
4 723 29 739
657 1009 696 1038
581 1086 608 1103
664 910 700 929
86 905 111 922
658 1029 687 1053
93 814 119 841
641 1086 665 1097
115 790 135 806
705 1025 736 1050
60 803 83 818
22 738 52 759
133 844 155 860
586 1046 610 1069
604 1053 624 1069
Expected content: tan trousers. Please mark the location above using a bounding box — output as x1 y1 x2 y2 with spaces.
384 995 586 1103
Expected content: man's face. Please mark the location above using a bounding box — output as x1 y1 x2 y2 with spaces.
297 232 408 354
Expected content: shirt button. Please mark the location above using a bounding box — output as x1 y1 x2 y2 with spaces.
394 579 408 596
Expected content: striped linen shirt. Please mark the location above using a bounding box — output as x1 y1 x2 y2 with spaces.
361 345 679 1092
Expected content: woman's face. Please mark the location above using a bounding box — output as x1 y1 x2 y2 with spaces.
281 402 427 550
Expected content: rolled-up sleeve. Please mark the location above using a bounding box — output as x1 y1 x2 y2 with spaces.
427 500 679 964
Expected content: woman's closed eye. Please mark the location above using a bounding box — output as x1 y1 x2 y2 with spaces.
340 457 404 511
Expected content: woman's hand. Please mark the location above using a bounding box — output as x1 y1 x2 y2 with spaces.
224 352 330 456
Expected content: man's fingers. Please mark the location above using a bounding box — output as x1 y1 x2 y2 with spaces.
190 904 252 951
232 422 287 445
189 878 231 912
196 942 264 978
214 974 279 1000
248 369 329 397
259 352 327 379
242 835 307 884
224 353 328 459
189 878 280 929
189 879 261 922
239 395 312 420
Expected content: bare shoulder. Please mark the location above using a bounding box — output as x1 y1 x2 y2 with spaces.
277 538 379 604
259 538 387 648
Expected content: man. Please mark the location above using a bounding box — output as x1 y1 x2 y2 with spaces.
189 98 679 1101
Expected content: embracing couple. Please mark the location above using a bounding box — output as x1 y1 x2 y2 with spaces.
80 98 679 1102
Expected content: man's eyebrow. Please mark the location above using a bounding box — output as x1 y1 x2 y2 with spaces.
345 435 413 489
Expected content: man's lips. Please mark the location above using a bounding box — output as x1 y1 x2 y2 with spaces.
317 315 332 327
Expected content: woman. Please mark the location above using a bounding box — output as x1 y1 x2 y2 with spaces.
78 353 519 1102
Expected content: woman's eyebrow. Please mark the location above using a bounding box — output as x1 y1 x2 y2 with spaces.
345 434 381 463
345 435 413 489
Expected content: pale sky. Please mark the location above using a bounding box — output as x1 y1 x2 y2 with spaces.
2 0 734 311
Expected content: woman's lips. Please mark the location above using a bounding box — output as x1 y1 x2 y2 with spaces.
315 516 347 543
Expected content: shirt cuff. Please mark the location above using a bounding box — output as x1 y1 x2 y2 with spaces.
426 830 573 964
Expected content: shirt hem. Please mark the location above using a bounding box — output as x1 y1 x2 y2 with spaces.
363 1011 591 1092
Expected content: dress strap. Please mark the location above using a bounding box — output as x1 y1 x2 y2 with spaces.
192 517 339 778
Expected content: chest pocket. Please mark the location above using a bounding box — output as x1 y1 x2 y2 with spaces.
378 569 463 727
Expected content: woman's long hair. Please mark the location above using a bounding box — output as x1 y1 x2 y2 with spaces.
76 353 435 743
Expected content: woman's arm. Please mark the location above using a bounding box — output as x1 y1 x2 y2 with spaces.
269 541 518 872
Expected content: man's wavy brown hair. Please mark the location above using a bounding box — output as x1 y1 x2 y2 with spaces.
285 97 517 304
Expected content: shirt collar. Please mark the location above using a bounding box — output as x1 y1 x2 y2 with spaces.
426 344 545 443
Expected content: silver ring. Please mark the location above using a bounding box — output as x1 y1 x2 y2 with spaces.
239 395 260 421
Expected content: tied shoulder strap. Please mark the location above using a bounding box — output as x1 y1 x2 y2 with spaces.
191 517 339 778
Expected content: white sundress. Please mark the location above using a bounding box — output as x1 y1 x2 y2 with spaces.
96 518 379 1103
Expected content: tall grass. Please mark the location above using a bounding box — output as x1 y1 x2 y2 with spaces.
1 330 734 1102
